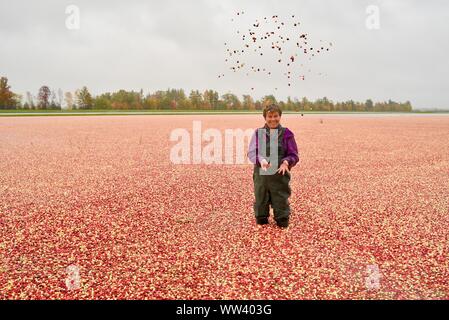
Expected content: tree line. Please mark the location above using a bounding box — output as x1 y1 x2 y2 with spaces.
0 76 413 112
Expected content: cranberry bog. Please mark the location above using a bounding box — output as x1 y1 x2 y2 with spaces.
1 114 448 299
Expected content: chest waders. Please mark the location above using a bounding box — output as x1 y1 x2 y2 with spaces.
253 126 291 225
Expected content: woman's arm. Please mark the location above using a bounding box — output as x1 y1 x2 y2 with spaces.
247 129 259 165
281 130 299 169
247 129 268 166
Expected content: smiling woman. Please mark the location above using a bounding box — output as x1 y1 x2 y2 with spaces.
263 103 283 128
248 104 299 228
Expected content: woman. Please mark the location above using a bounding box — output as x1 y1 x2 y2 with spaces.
248 104 299 228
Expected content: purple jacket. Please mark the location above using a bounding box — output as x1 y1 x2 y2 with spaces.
247 125 299 169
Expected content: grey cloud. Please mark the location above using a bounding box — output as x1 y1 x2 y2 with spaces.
0 0 448 109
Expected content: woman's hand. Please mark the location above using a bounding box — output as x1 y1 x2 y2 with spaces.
277 160 290 175
260 159 271 171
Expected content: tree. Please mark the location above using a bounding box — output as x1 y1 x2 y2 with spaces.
365 99 374 112
348 100 355 112
221 93 241 110
93 93 111 110
301 97 311 111
315 97 333 111
189 90 203 110
262 95 277 107
143 94 159 110
403 101 412 112
204 90 219 110
0 77 19 109
243 95 255 110
49 90 60 109
150 90 171 109
285 97 294 111
165 89 186 110
38 85 51 109
75 86 93 109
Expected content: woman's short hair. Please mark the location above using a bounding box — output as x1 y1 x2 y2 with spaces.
263 104 282 118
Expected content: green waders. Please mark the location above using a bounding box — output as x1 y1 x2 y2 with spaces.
253 127 292 225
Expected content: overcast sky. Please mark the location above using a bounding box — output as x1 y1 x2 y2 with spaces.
1 0 448 109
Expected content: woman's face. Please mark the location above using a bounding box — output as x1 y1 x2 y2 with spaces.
265 111 281 129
